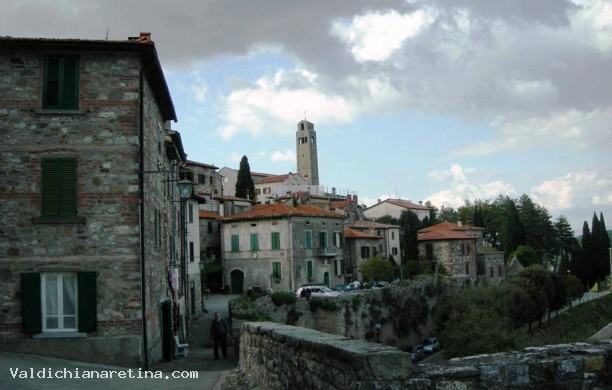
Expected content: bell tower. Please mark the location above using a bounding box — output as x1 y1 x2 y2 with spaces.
296 119 319 185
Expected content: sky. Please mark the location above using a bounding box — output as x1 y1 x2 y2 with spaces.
3 0 611 234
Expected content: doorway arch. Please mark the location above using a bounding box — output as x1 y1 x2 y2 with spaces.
230 269 244 294
323 272 330 286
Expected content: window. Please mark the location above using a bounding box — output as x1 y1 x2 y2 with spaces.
391 232 395 239
198 174 206 184
467 243 471 255
41 158 77 219
334 259 344 276
43 56 79 110
425 244 433 261
250 233 259 251
392 247 398 256
271 232 280 250
209 176 214 185
305 230 312 249
307 261 313 279
272 262 281 279
188 203 194 223
333 232 342 248
461 243 465 255
231 235 240 252
21 272 97 334
466 263 470 275
207 221 213 233
319 231 328 248
189 242 194 262
360 246 370 258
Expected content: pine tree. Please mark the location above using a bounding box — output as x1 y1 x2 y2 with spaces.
235 155 256 201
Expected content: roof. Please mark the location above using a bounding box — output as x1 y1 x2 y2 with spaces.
418 221 485 234
366 198 430 211
0 34 176 122
213 195 254 203
223 203 345 222
417 230 477 241
186 160 219 170
199 210 221 220
330 200 349 209
344 227 382 239
255 174 290 184
351 220 400 229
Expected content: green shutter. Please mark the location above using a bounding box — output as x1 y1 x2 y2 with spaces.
78 272 97 332
41 159 59 217
41 158 77 218
43 57 60 108
61 57 79 109
22 273 42 334
271 232 280 250
307 261 313 278
231 235 239 252
59 159 77 217
272 262 281 278
305 231 312 249
250 234 259 251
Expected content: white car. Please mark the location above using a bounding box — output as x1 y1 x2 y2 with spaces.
296 285 340 298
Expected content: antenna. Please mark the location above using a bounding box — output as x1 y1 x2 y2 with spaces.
304 110 307 121
105 27 109 40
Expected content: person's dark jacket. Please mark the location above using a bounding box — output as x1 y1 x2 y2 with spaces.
210 317 230 337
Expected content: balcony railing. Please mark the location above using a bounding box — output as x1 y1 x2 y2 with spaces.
318 247 338 257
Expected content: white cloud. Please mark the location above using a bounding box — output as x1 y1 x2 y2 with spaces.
425 164 516 208
459 108 612 156
269 149 296 162
332 9 433 62
531 169 612 211
218 67 357 140
190 73 208 104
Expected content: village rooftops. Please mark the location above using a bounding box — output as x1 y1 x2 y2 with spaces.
344 227 383 239
199 210 221 220
223 203 345 222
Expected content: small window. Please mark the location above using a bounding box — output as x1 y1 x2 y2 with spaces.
392 247 398 256
272 262 281 279
189 203 194 223
307 261 313 279
305 230 312 249
207 221 213 233
271 232 280 250
41 158 77 219
43 56 79 110
189 242 194 262
319 231 328 248
466 263 470 275
231 235 240 252
360 246 370 258
391 232 395 239
250 233 259 251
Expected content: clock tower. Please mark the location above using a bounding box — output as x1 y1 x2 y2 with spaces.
296 120 319 185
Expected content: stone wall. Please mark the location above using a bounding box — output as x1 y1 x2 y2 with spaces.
237 321 612 389
231 279 442 349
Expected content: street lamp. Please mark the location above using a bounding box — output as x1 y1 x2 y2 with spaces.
178 179 193 200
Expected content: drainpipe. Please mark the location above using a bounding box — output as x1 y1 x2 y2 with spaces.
138 68 149 370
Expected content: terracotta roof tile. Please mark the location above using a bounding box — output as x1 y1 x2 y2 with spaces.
384 198 431 210
351 220 400 229
418 230 477 241
199 210 221 220
255 174 290 184
418 221 485 234
344 227 383 239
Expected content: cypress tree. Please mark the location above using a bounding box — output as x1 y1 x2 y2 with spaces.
235 155 256 201
581 220 595 291
503 200 526 261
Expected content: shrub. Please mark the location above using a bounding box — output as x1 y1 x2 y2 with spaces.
309 297 337 312
270 291 297 306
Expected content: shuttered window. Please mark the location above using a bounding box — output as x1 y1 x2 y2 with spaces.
21 271 97 334
305 231 312 249
271 232 280 250
231 235 240 252
43 56 79 109
41 158 77 218
250 233 259 251
307 261 313 279
272 262 281 279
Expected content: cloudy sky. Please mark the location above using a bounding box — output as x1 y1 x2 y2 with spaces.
4 0 611 233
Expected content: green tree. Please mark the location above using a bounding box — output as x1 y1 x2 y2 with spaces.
358 257 396 282
503 199 526 261
399 210 421 263
437 205 458 223
518 194 555 265
235 155 256 201
580 220 596 291
498 282 536 329
509 245 540 267
564 274 584 308
375 215 399 226
554 216 578 274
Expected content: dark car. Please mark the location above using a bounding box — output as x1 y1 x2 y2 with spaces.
422 337 441 354
406 345 425 363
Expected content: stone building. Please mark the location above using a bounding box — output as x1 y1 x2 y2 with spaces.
221 203 346 293
0 33 187 367
343 227 383 282
363 198 431 222
417 230 477 282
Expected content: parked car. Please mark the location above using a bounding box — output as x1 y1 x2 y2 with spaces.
296 285 340 298
406 344 425 363
422 337 441 354
332 283 361 293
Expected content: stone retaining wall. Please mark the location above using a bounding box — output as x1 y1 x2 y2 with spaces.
238 322 612 389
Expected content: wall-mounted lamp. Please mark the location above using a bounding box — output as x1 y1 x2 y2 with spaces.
178 180 193 200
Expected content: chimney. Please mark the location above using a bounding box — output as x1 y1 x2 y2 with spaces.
353 194 358 203
139 32 151 42
419 201 423 205
377 199 381 203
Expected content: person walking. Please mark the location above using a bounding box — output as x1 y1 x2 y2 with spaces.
209 311 230 359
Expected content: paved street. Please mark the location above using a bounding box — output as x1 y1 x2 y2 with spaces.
0 294 240 390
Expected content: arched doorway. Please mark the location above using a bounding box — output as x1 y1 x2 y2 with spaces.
323 272 329 286
230 269 244 294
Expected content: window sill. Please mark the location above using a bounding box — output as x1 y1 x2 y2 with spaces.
33 331 86 339
34 109 88 115
32 216 87 225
